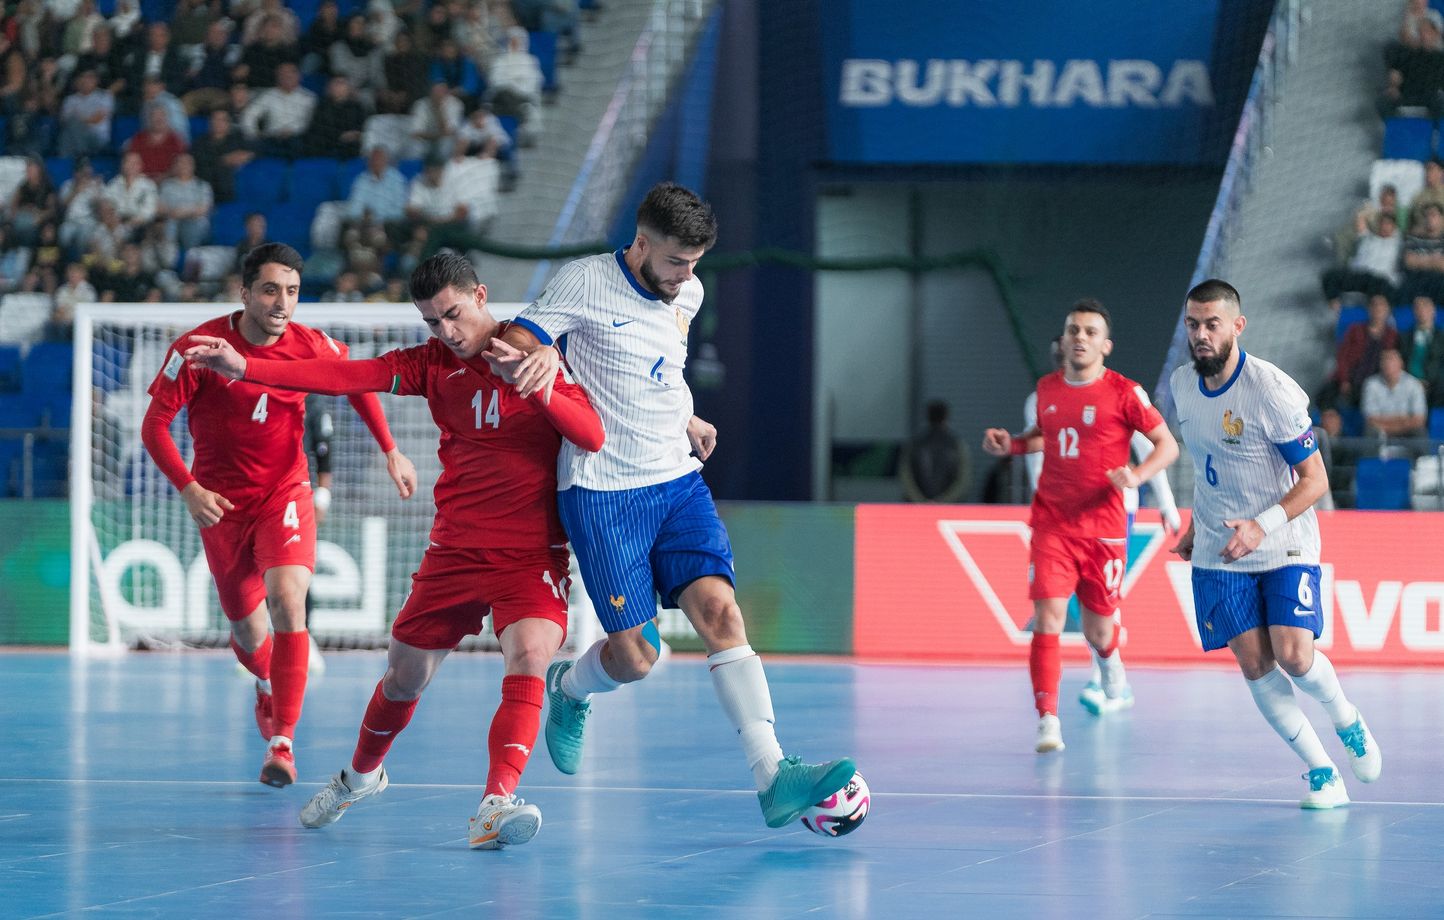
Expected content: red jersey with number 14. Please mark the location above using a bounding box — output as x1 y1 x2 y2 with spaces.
1030 368 1164 539
146 313 349 514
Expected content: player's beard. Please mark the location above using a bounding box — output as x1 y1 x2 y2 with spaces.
1192 337 1233 378
639 259 677 304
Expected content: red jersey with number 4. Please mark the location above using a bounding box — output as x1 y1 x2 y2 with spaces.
146 313 348 514
1030 368 1164 539
379 337 588 549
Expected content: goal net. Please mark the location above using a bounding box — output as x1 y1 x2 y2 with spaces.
69 302 600 657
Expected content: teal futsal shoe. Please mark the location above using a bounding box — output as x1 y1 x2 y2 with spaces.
758 755 857 828
544 660 590 775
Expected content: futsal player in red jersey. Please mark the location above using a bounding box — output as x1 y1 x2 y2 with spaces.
185 252 605 850
142 243 417 787
983 299 1178 753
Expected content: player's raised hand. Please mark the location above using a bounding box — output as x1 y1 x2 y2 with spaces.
1105 466 1141 490
181 481 234 527
1220 518 1264 563
183 335 247 380
981 428 1012 457
384 448 417 499
483 338 558 403
1169 522 1195 561
687 414 717 461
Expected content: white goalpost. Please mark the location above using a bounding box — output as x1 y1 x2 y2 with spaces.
70 302 599 658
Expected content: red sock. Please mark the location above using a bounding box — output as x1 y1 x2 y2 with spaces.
351 681 419 774
1030 632 1061 717
230 633 273 681
269 630 309 742
485 674 544 797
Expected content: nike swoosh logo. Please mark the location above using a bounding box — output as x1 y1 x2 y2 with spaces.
447 367 467 379
503 743 531 755
612 319 636 327
362 726 394 736
284 535 301 546
1293 606 1312 617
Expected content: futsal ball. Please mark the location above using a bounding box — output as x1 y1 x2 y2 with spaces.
800 771 870 837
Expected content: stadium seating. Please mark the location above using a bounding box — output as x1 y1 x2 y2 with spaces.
111 115 141 154
530 31 560 93
1370 159 1426 206
0 345 21 392
1355 456 1412 509
1430 407 1444 441
1393 304 1416 335
288 158 342 209
1336 305 1368 340
235 158 289 207
209 201 253 247
1385 117 1434 160
22 343 74 397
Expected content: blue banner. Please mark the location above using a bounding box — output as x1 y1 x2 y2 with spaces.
822 0 1241 165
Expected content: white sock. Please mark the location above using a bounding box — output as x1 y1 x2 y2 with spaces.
268 734 292 750
1093 645 1127 697
1290 652 1357 729
256 678 272 694
560 639 622 700
1246 668 1332 770
344 765 382 790
708 645 785 791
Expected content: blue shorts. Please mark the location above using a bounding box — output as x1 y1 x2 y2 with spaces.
558 472 735 633
1191 564 1323 652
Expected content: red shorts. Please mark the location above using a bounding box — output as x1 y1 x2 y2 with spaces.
1028 529 1126 615
199 482 316 621
390 545 572 650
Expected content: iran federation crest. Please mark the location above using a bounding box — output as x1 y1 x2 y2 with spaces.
1082 405 1096 425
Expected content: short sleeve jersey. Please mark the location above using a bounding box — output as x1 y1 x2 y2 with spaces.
1170 351 1321 572
146 313 345 514
510 250 703 491
381 334 582 549
1030 368 1165 540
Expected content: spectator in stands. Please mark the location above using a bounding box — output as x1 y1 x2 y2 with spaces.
1402 202 1444 302
345 145 408 226
72 25 126 97
125 104 188 180
137 220 179 296
6 91 57 158
300 0 343 75
900 400 967 502
364 0 402 49
191 107 253 203
234 211 267 265
365 276 407 303
57 156 105 255
61 0 104 57
1336 183 1406 261
0 226 33 293
404 153 466 229
212 272 243 302
443 139 500 234
105 150 159 239
1382 15 1444 119
1322 211 1402 309
184 19 241 115
1409 161 1444 233
98 241 157 302
1405 294 1444 405
241 0 300 47
140 73 191 141
1362 347 1428 438
121 21 188 112
57 67 114 157
1399 0 1442 50
379 31 429 114
513 0 581 61
1319 293 1400 436
6 157 58 247
457 101 516 188
486 27 544 145
321 270 365 303
0 50 30 115
169 0 213 51
108 0 141 46
454 0 500 74
430 38 482 108
303 74 366 158
224 80 254 122
236 13 299 88
29 222 63 293
157 152 213 250
240 61 316 158
412 1 454 56
53 262 97 325
83 197 129 263
329 14 384 108
410 79 464 159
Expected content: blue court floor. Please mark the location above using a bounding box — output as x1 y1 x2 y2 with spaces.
3 650 1443 919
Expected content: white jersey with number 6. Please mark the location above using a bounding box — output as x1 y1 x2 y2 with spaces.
1171 351 1322 573
512 251 704 491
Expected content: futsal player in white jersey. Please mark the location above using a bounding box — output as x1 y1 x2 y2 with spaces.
489 181 856 830
1169 279 1381 808
1022 336 1182 715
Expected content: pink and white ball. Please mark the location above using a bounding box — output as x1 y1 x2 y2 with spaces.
800 772 870 837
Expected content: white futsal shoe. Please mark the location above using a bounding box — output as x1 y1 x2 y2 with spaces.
299 768 389 827
1300 766 1349 809
1336 710 1381 783
1035 714 1065 753
469 793 542 850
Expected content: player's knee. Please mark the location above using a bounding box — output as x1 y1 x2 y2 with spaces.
505 637 556 676
689 594 744 644
381 666 428 701
1274 648 1312 678
607 632 657 682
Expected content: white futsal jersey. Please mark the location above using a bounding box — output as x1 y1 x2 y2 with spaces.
513 250 704 491
1170 351 1322 573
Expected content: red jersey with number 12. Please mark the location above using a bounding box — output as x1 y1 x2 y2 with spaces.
146 313 347 514
1030 368 1164 539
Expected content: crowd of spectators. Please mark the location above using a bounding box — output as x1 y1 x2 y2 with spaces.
0 0 581 338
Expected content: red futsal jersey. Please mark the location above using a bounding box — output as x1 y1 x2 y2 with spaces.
244 333 603 549
1029 368 1164 540
143 312 395 514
